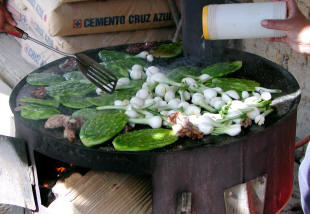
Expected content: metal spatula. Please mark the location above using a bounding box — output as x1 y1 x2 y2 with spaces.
5 25 118 93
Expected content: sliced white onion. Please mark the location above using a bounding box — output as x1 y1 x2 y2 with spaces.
146 54 154 62
226 90 240 100
242 91 249 99
136 51 149 59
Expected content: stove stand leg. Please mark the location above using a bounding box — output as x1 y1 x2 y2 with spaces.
224 175 267 214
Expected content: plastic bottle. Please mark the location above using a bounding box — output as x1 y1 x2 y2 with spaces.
202 2 287 40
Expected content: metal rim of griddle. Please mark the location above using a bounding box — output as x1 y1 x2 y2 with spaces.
9 44 301 158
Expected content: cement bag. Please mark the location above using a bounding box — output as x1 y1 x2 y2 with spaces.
57 0 91 4
7 0 30 34
26 8 175 54
23 0 177 36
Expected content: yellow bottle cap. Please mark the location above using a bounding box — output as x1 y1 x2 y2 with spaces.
202 6 209 40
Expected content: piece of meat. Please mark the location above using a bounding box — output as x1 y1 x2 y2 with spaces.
14 105 25 112
125 42 156 53
67 116 84 129
64 126 76 142
58 58 78 71
44 114 71 129
168 112 204 140
121 124 133 134
241 118 252 128
45 115 84 142
31 86 46 99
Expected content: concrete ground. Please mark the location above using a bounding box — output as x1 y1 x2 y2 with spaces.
281 162 304 214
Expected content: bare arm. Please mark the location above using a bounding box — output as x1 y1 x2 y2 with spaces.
261 0 310 55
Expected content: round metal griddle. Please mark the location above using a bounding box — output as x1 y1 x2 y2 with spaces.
10 44 301 213
10 44 300 173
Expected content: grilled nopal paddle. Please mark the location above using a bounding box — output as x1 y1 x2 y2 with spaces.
113 129 178 151
21 104 60 120
150 41 183 58
19 97 59 108
201 61 242 78
5 25 117 93
26 73 65 86
46 79 96 97
80 112 128 147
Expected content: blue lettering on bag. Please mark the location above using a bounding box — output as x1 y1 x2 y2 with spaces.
84 16 125 28
153 12 172 22
128 14 151 24
27 0 36 8
31 21 53 47
35 4 43 19
28 47 41 65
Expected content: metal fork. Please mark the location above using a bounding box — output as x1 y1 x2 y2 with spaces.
5 25 118 93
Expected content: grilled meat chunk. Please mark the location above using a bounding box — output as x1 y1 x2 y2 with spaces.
64 126 76 142
168 112 204 140
31 86 46 99
44 114 71 129
59 58 78 71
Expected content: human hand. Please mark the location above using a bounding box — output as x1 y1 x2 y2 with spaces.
0 0 17 33
261 0 310 55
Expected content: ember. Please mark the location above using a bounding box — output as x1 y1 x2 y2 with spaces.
56 167 66 177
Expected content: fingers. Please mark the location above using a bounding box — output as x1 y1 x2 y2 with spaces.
297 44 310 55
261 19 291 31
3 23 23 37
4 9 16 26
0 7 4 30
264 36 288 44
0 4 17 32
286 0 299 17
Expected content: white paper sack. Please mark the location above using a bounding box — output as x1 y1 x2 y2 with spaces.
7 0 30 41
23 0 179 36
24 6 175 54
20 31 62 68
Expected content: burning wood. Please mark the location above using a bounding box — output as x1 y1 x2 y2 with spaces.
168 112 204 140
56 167 66 177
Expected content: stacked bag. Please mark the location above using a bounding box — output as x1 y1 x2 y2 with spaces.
7 0 179 67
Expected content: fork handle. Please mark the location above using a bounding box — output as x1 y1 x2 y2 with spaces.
5 25 75 58
3 24 27 39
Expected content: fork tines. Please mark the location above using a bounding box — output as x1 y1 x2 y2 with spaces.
76 53 118 94
87 64 117 93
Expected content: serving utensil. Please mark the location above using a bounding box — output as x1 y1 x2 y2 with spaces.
5 25 118 93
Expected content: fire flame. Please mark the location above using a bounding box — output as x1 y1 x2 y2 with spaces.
56 167 66 177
